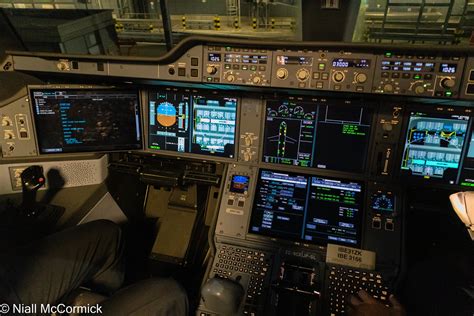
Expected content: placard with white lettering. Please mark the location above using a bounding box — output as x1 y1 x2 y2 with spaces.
326 244 376 270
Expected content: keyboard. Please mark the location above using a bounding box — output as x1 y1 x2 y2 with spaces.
211 245 272 315
326 265 390 315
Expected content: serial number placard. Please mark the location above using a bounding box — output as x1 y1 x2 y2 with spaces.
326 244 376 270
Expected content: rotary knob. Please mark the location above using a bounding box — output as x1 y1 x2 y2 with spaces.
276 68 288 80
355 73 367 83
226 74 235 82
206 65 218 75
383 84 394 93
440 77 455 89
415 85 425 94
252 76 262 84
333 71 345 82
296 68 310 81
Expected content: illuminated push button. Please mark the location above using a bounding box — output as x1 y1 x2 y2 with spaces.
355 73 367 83
385 221 394 231
333 71 345 82
206 65 218 75
296 68 310 81
276 68 288 80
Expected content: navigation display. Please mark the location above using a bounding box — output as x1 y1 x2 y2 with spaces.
148 91 237 158
400 111 470 184
262 99 372 173
30 88 142 154
249 169 363 247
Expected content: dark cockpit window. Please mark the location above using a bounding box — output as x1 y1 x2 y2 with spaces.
1 0 472 59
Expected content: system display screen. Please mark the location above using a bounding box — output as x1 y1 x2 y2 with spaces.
148 91 237 158
230 175 250 194
249 169 363 247
31 88 142 154
400 111 470 184
262 99 372 173
371 192 395 213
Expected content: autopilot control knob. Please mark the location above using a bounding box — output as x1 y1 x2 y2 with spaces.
226 74 235 82
276 68 288 80
252 76 262 84
333 71 345 82
206 65 218 75
383 84 394 93
296 68 310 81
415 85 425 94
355 73 367 83
440 77 456 89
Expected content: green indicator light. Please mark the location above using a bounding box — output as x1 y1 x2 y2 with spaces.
445 91 452 97
414 75 421 80
461 182 474 187
150 145 161 150
385 52 392 57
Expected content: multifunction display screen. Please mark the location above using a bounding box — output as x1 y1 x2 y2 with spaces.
262 99 372 173
31 88 142 154
148 91 237 158
249 169 363 247
400 111 471 185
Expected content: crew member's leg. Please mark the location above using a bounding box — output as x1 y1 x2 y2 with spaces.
99 278 188 316
0 220 124 310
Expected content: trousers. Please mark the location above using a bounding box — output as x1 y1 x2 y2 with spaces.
0 220 187 316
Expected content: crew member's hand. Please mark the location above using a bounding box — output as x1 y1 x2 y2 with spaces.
347 290 406 316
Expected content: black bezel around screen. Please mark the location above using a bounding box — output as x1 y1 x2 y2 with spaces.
30 87 142 154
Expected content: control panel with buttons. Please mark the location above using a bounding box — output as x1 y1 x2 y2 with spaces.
270 50 375 93
0 96 36 158
373 53 465 97
203 46 272 86
238 98 263 164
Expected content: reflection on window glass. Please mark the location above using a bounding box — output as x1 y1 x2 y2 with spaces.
353 0 472 45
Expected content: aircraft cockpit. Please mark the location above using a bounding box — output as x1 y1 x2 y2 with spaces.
0 3 473 315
